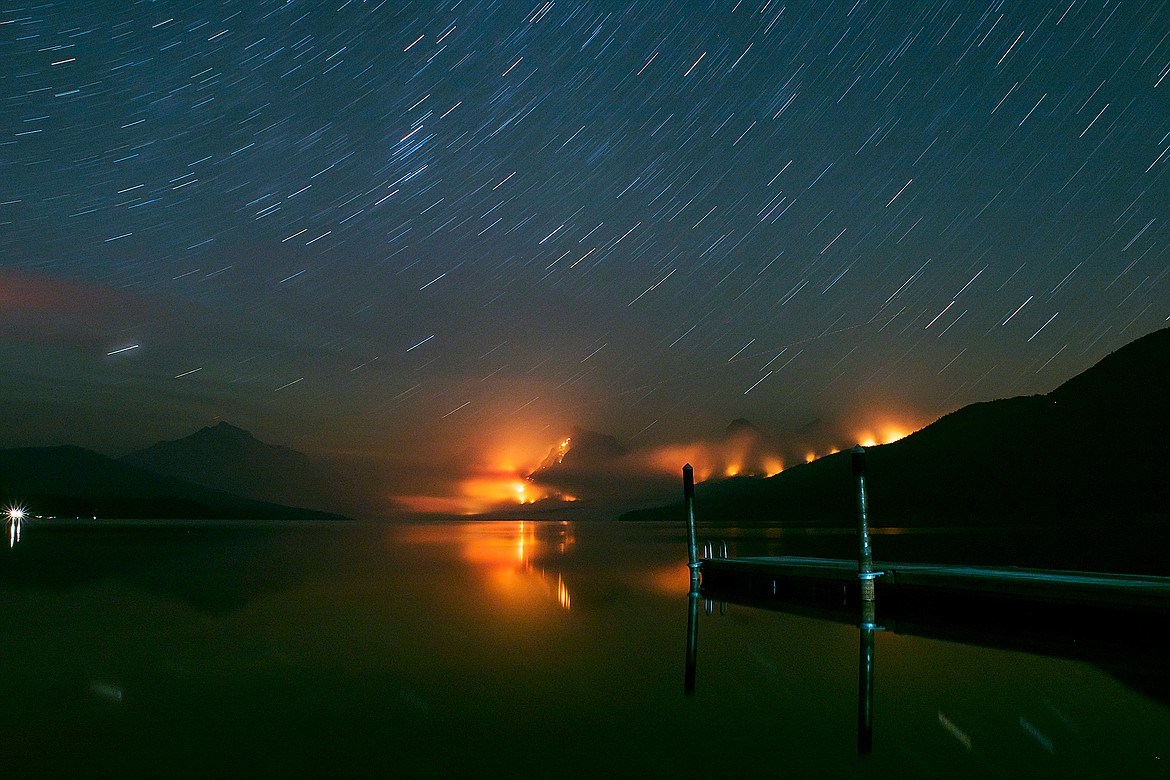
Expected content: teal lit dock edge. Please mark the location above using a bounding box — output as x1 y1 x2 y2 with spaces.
698 555 1170 613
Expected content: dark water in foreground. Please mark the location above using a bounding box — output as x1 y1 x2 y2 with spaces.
1 520 1167 778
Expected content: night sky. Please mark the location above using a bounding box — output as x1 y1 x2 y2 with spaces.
3 1 1168 512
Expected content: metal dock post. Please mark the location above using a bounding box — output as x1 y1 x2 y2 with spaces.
852 446 879 603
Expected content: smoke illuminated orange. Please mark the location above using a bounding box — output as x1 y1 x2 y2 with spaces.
394 433 578 515
853 425 912 448
461 475 548 506
645 442 782 483
397 418 920 515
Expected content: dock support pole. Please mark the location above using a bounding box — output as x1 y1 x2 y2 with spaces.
684 464 699 574
684 589 700 694
683 463 701 694
852 446 876 603
854 446 878 753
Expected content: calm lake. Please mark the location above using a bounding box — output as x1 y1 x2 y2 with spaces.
2 519 1167 777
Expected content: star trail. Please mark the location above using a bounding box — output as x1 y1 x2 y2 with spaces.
2 1 1168 492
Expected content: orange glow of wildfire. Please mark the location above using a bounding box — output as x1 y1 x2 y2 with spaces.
394 436 575 516
802 422 915 462
455 436 579 513
645 442 785 482
397 418 920 515
852 425 911 449
405 472 569 516
648 416 919 479
461 474 547 506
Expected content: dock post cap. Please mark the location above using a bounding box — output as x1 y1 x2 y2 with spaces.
851 445 866 475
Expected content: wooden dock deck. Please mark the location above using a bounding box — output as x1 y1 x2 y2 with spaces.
698 555 1170 614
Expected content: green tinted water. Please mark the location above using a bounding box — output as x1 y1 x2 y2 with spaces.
1 520 1166 777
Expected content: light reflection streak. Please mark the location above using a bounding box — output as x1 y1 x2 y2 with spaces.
557 573 571 610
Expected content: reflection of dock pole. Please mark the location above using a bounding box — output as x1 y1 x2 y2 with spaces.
685 590 700 694
683 464 701 694
852 446 876 604
858 600 876 754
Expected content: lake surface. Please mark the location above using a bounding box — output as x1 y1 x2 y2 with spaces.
1 519 1167 777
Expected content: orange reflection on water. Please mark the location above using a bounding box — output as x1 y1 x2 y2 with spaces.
642 561 694 595
557 574 571 610
456 521 575 611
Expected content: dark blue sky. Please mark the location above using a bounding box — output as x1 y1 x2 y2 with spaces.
3 1 1168 504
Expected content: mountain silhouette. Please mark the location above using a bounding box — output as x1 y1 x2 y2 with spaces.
622 327 1170 571
0 445 345 521
123 422 340 514
530 426 628 475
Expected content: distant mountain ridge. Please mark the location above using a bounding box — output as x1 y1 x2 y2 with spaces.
623 327 1170 537
123 422 340 514
0 444 345 521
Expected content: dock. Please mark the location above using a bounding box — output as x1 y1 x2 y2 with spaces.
681 451 1170 622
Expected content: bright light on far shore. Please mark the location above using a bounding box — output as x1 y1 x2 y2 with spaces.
5 504 26 548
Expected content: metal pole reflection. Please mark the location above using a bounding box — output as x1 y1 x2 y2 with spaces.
685 587 700 694
857 600 876 755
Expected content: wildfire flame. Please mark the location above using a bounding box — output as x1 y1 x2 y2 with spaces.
853 426 911 448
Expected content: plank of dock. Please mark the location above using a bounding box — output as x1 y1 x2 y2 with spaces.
699 556 1170 611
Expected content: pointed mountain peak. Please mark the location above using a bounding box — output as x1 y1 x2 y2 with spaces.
200 421 255 438
125 422 266 457
122 422 336 513
125 422 295 465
